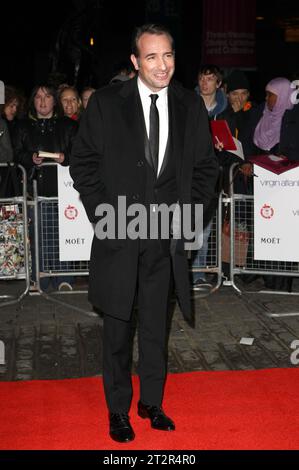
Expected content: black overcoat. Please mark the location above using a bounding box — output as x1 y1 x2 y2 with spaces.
70 77 218 322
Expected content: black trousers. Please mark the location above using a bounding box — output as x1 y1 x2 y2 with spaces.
103 239 171 413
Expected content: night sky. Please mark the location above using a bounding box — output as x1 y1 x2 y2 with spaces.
1 0 299 100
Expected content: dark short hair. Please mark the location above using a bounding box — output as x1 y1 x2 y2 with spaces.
225 70 250 93
112 60 135 76
131 23 175 57
198 65 223 84
81 86 96 95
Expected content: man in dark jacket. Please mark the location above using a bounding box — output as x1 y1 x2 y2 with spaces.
217 70 255 195
192 65 226 288
71 24 218 443
195 64 227 119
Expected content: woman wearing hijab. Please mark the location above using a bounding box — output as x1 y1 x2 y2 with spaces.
252 77 297 157
250 77 299 290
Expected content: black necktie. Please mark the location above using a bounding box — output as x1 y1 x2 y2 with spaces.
149 94 159 174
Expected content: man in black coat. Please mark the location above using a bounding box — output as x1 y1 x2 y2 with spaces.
70 24 218 443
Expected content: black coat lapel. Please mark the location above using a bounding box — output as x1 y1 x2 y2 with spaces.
157 135 170 177
118 78 187 178
157 94 172 178
157 83 187 179
119 78 155 170
165 83 187 182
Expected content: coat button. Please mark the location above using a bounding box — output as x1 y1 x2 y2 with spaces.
137 160 144 167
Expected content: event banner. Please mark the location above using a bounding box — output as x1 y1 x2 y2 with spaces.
201 0 256 67
253 164 299 262
57 165 94 261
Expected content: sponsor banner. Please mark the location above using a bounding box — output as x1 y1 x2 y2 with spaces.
57 165 94 261
253 165 299 261
202 0 256 67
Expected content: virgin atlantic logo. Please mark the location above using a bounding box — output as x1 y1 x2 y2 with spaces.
64 204 78 220
260 204 274 219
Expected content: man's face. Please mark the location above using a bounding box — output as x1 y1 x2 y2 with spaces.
130 33 175 92
198 73 219 97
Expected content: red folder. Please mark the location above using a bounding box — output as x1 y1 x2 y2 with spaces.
249 154 299 175
210 120 237 151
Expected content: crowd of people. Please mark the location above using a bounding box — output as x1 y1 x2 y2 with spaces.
2 67 297 177
0 57 299 292
0 62 299 289
190 65 299 291
0 63 134 290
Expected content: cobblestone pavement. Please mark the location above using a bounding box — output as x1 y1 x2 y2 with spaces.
1 277 299 381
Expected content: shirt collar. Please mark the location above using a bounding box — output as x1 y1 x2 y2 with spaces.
137 77 168 102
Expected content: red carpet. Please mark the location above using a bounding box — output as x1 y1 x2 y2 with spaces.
0 369 299 450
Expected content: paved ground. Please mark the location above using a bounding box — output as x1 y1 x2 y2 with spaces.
1 276 299 381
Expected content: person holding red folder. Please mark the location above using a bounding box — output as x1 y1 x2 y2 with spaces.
191 65 226 289
216 70 255 195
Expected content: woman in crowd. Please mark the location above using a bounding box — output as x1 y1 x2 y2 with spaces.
58 85 82 121
0 85 25 141
252 77 298 159
249 77 299 290
13 84 78 291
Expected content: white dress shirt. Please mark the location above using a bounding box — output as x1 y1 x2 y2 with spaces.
137 78 169 176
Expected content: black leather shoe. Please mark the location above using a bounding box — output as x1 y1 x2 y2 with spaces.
109 413 135 443
138 401 175 431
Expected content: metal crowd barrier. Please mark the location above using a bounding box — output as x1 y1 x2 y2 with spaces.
32 195 90 284
31 163 94 315
0 159 223 311
226 163 299 317
0 163 30 307
190 192 223 297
